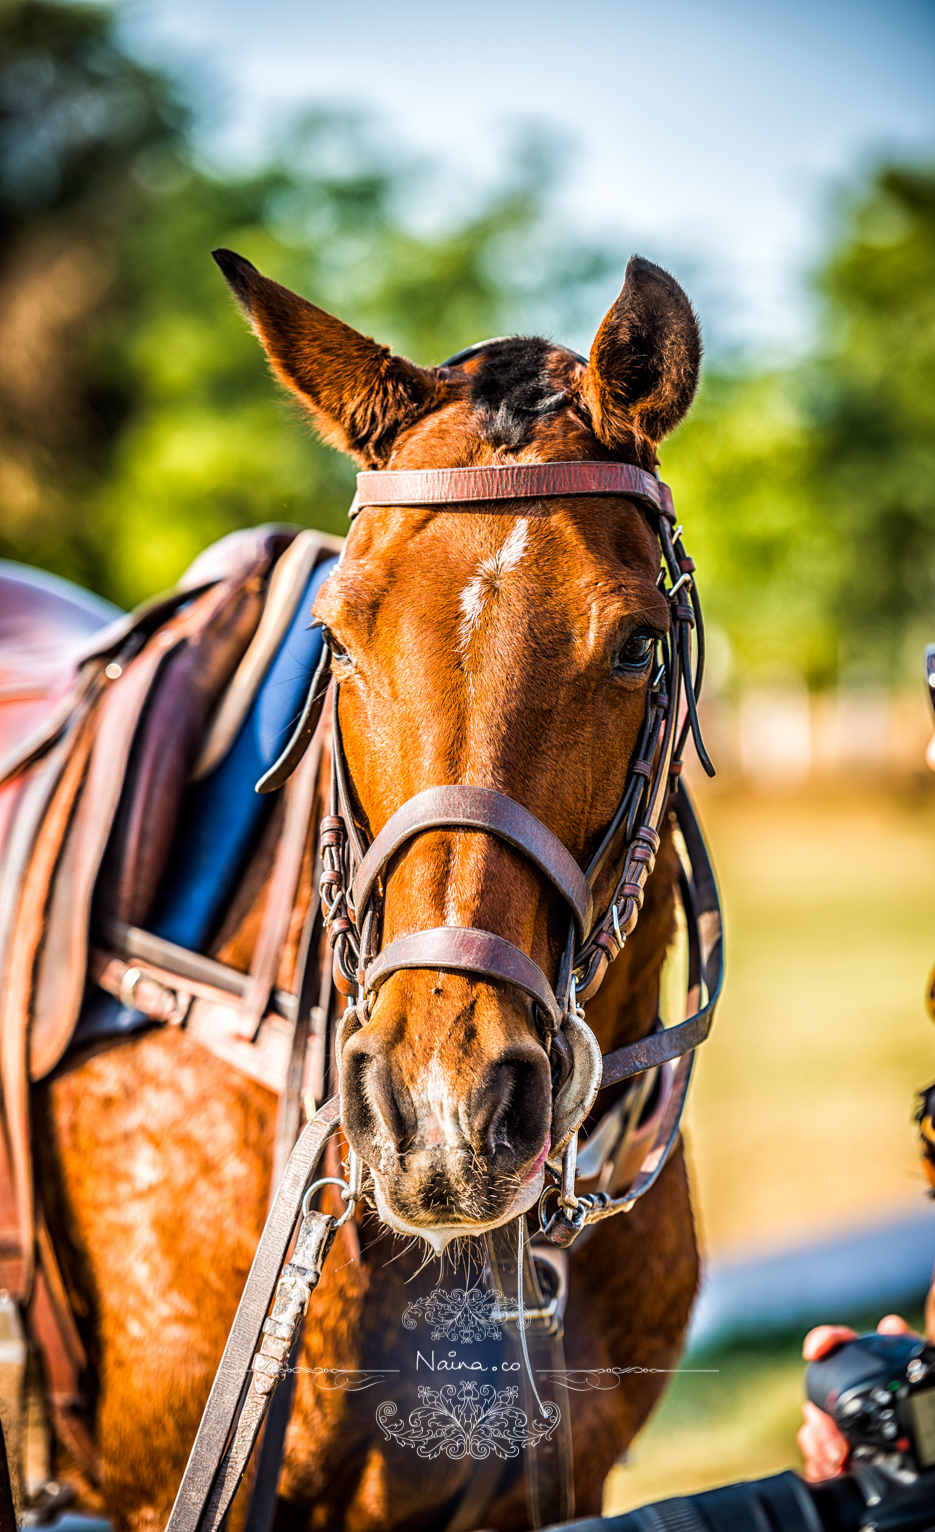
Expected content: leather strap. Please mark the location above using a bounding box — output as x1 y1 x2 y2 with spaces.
365 927 562 1028
601 788 722 1083
165 1096 340 1532
255 640 331 797
355 462 674 519
330 685 368 866
0 1407 14 1532
574 788 724 1230
97 917 260 1003
242 894 328 1532
350 786 592 938
599 1009 712 1088
0 727 90 1297
269 870 324 1196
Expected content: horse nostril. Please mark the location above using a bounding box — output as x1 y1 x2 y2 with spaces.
469 1051 551 1163
341 1037 416 1156
368 1055 417 1151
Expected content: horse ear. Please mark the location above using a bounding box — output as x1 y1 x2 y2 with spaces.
581 256 702 454
212 249 441 466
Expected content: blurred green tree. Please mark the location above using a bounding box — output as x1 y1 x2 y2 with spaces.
0 0 186 595
0 1 617 605
662 161 935 691
659 370 832 689
813 165 935 680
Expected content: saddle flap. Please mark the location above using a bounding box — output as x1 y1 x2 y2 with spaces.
96 578 267 929
17 528 307 1088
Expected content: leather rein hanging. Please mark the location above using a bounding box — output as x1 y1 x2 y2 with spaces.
258 459 724 1248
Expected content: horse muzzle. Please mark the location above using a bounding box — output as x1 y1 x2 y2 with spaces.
335 977 605 1248
337 985 557 1243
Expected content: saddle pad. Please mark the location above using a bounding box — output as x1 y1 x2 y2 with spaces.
151 551 339 950
192 530 340 781
74 552 339 1048
96 579 268 930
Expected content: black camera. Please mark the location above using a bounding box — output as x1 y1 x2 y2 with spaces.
545 1332 935 1532
806 1331 935 1480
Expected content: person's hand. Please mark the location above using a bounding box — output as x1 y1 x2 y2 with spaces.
796 1315 918 1482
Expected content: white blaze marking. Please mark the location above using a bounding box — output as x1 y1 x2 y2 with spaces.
410 1056 459 1151
456 518 529 667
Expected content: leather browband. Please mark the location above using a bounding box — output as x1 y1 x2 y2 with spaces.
353 462 675 519
350 786 594 940
364 927 563 1028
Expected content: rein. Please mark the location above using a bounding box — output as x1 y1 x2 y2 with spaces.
261 458 723 1246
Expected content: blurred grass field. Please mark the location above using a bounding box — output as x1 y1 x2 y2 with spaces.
605 778 935 1514
605 1305 928 1512
685 778 935 1253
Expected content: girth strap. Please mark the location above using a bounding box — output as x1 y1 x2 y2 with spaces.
350 786 593 939
365 927 563 1028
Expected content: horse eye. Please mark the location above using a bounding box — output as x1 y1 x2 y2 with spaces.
323 627 354 677
613 631 655 673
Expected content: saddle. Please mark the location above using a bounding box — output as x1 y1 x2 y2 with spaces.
0 526 341 1502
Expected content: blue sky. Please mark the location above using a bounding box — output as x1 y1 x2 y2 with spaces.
118 0 935 354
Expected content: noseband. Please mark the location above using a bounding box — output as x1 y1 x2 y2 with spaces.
259 459 723 1245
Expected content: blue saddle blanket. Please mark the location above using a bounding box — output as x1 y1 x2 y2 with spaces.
76 551 338 1044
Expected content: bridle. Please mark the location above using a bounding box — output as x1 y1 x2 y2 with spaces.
258 457 723 1247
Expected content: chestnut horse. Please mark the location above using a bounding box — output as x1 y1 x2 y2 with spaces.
33 253 705 1531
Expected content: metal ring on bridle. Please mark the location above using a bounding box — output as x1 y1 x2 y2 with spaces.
302 1176 357 1227
538 1182 561 1231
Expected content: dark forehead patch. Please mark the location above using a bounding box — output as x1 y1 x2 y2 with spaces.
469 337 570 449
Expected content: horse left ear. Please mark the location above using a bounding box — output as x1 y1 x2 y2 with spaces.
581 256 702 453
212 249 440 466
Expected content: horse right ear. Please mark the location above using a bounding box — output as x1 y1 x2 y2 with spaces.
212 249 442 467
580 256 702 459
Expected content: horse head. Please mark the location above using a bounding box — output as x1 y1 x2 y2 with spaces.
215 249 701 1252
